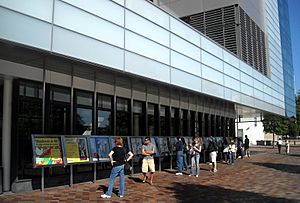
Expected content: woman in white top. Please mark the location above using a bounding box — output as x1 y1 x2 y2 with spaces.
285 139 290 154
277 138 283 154
228 140 236 165
189 137 202 177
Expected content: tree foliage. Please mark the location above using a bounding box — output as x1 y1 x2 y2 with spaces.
262 91 300 137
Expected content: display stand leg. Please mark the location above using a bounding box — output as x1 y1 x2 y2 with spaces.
41 167 44 192
159 156 161 172
130 160 134 176
93 163 97 183
70 165 73 188
170 154 173 170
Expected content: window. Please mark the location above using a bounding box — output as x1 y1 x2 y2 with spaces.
190 111 196 137
133 100 145 136
180 109 188 136
97 94 113 135
45 85 71 134
14 80 43 180
171 107 179 136
116 97 130 136
198 112 203 136
74 90 93 135
160 105 169 136
148 103 158 137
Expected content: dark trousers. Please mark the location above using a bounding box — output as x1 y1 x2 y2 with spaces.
278 145 282 154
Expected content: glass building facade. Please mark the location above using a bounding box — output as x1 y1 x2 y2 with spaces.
0 0 295 192
278 0 296 117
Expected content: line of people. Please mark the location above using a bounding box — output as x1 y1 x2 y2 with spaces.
100 135 250 198
175 136 219 176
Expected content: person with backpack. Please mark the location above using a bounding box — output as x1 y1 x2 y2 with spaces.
207 137 218 173
175 137 184 176
181 137 188 171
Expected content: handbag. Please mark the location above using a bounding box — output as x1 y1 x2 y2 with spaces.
123 147 132 173
124 161 132 172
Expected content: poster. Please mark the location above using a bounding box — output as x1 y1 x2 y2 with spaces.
64 137 90 164
130 137 143 155
90 136 111 162
156 137 169 154
150 137 159 156
34 137 63 167
168 137 177 153
186 137 194 146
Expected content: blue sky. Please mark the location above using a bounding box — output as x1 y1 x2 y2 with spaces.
289 0 300 93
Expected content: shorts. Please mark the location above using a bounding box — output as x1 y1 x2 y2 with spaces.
142 159 155 173
209 151 217 163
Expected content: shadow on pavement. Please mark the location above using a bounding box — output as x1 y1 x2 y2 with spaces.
252 162 300 174
288 154 300 157
128 176 143 183
163 182 298 203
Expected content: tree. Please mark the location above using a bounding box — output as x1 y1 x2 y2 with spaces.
262 91 300 144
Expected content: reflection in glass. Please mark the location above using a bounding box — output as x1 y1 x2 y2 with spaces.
148 103 158 137
46 85 71 134
180 109 188 136
190 111 196 137
116 98 130 136
171 107 179 136
75 108 92 135
160 106 168 136
133 101 145 136
97 94 113 135
97 110 112 135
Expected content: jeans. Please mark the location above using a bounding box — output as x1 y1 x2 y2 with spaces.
183 153 188 169
106 165 125 196
229 152 235 164
190 154 200 176
177 150 184 173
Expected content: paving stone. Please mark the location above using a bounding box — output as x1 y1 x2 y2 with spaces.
0 146 299 202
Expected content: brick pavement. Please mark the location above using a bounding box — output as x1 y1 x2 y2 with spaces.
0 146 299 203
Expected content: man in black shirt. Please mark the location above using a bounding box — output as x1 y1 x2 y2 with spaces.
244 135 250 157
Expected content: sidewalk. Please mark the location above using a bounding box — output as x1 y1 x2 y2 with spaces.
1 146 299 202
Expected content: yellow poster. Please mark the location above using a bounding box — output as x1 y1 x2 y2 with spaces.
65 137 90 164
34 137 63 166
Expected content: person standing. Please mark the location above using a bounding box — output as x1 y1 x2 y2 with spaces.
244 135 250 157
141 136 156 185
181 137 188 171
207 137 218 172
285 139 290 154
277 138 283 154
228 139 236 165
189 136 201 177
101 137 134 198
175 137 184 176
236 137 244 159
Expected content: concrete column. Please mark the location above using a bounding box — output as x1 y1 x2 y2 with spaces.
2 78 12 191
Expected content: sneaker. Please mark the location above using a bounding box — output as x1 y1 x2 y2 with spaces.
175 172 183 176
119 195 124 198
188 174 193 177
142 176 147 183
213 169 218 173
208 162 212 165
101 194 111 198
196 175 199 177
